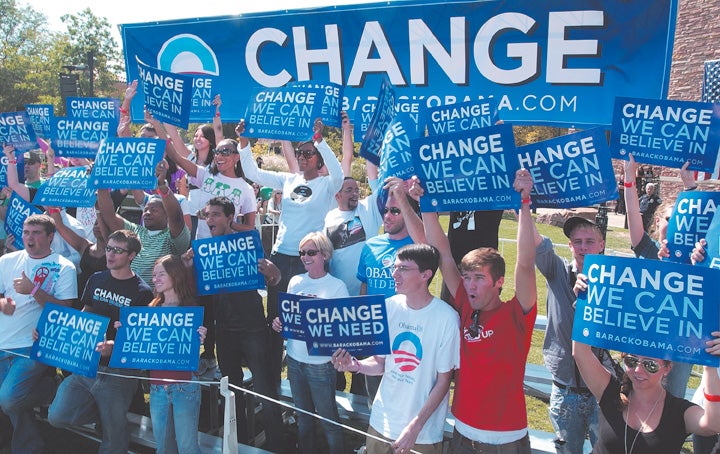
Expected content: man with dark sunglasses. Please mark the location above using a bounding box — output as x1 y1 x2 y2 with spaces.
48 229 153 454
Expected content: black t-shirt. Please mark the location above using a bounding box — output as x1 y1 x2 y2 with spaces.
81 270 153 341
592 377 695 454
213 290 266 332
75 248 107 309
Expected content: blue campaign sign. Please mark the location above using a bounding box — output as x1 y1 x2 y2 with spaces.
287 81 344 128
699 207 720 270
302 294 390 356
25 104 54 139
121 1 677 128
4 193 42 250
359 77 395 165
278 292 306 341
665 191 720 264
0 111 38 153
424 99 499 136
193 230 265 295
32 303 109 378
65 97 120 134
572 255 720 366
89 138 165 189
610 97 720 172
243 86 325 141
33 167 96 208
137 59 193 129
517 128 619 208
51 117 113 158
353 98 423 143
411 123 520 212
110 306 204 371
378 112 424 182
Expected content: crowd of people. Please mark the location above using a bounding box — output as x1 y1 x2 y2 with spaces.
0 81 719 454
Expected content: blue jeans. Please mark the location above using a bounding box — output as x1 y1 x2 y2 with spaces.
48 367 138 454
548 383 598 454
286 356 344 454
150 382 201 454
0 348 55 454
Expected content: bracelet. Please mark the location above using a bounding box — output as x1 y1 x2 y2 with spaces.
313 132 323 142
7 159 16 165
47 208 61 215
685 185 698 191
521 198 532 205
704 389 720 402
350 357 360 374
119 107 129 115
30 283 41 297
156 186 170 198
624 181 635 188
215 112 221 117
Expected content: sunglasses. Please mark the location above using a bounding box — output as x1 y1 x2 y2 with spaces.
105 245 130 255
623 355 660 374
294 148 317 159
215 147 237 157
298 249 320 257
383 207 401 216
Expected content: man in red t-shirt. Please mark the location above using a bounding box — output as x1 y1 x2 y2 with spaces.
420 168 537 453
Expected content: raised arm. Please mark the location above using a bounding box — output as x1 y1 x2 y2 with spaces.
2 145 30 201
236 120 287 189
212 94 224 142
341 111 354 177
314 119 344 193
572 339 611 401
514 168 537 313
165 124 199 178
281 140 299 174
117 80 138 138
96 189 125 232
416 177 461 299
48 209 92 256
156 160 186 238
386 177 425 244
624 154 644 248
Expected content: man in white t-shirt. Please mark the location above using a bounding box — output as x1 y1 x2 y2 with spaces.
333 243 460 454
0 214 77 453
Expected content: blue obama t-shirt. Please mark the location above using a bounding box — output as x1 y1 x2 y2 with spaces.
356 234 413 298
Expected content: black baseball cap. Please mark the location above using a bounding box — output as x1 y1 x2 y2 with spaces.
562 216 598 238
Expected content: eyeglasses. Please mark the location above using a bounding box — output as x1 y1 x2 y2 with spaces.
383 207 401 216
215 147 236 157
342 187 360 194
105 245 130 255
392 265 419 273
622 355 660 374
298 249 319 257
294 148 317 159
468 310 480 338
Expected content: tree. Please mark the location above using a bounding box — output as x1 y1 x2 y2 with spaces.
60 8 123 98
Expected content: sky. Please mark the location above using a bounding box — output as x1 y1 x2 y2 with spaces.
21 0 375 42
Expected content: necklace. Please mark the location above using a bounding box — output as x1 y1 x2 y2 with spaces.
624 391 663 454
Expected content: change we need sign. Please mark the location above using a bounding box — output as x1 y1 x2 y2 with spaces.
193 230 264 295
517 128 618 208
278 292 306 341
32 303 109 378
411 122 519 212
302 295 390 356
111 306 204 371
610 97 720 172
572 255 720 366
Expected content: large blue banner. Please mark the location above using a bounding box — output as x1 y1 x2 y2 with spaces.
33 167 96 208
243 86 325 141
278 292 306 341
0 111 38 153
89 138 165 189
572 255 720 366
4 193 42 250
517 128 619 208
32 303 109 378
301 294 390 356
121 0 678 128
192 230 264 295
424 99 499 136
610 97 720 172
137 59 193 129
25 104 54 139
110 306 204 371
665 191 720 264
411 123 520 212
